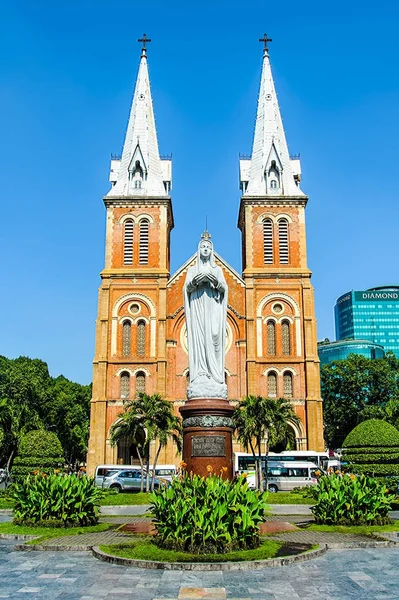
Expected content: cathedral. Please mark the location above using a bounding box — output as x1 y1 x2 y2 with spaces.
86 37 324 475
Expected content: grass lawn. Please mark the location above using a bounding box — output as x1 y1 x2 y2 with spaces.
267 492 314 505
307 521 399 536
0 522 112 544
99 539 284 562
100 492 151 506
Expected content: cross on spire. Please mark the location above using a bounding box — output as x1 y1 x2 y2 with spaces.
259 33 272 54
138 33 151 56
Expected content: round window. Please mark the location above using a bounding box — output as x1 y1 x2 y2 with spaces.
129 303 140 315
272 303 284 314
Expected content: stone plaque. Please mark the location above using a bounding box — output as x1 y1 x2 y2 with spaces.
192 435 226 457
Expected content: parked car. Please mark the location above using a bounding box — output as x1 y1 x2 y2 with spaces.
101 468 167 491
148 464 177 482
94 464 132 487
247 461 319 492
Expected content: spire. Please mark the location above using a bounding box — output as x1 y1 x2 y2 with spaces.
107 35 170 198
240 36 304 197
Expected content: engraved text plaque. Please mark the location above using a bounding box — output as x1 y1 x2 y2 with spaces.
192 435 226 457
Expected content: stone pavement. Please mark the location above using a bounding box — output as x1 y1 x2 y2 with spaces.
2 540 399 598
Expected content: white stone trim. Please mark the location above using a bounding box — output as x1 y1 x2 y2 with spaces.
262 366 297 376
115 367 135 377
119 316 134 325
131 367 151 377
276 213 293 223
256 213 276 224
257 293 300 317
133 316 150 325
119 213 137 224
137 213 155 224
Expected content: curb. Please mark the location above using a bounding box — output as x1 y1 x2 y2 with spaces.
0 534 37 541
91 545 328 570
15 543 93 551
0 509 13 515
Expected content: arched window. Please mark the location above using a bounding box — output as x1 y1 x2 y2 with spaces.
283 372 293 399
267 371 277 397
137 320 146 356
263 218 273 264
123 219 134 265
267 320 276 355
270 180 278 189
278 218 289 264
135 371 146 397
122 320 131 356
120 371 130 399
282 320 291 356
139 219 149 264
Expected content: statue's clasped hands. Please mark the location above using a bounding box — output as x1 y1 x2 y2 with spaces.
193 272 219 288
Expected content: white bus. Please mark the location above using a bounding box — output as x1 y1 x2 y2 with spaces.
234 451 328 474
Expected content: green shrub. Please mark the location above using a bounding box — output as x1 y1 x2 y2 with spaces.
310 473 395 525
11 430 64 482
342 419 399 477
12 473 102 527
149 473 268 554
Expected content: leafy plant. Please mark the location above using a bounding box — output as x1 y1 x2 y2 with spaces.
310 473 395 525
12 473 102 527
149 472 268 554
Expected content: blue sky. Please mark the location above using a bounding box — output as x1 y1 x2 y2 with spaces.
1 0 398 384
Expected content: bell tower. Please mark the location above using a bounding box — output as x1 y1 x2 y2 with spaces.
87 36 173 474
238 36 324 451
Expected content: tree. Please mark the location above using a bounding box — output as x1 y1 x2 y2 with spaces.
321 353 399 448
110 393 182 492
233 396 301 490
11 429 64 481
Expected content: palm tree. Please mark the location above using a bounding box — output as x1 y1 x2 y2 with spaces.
110 393 182 492
109 406 147 490
233 396 301 491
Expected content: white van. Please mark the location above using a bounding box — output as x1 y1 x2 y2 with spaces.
149 464 177 482
247 461 319 492
94 464 133 487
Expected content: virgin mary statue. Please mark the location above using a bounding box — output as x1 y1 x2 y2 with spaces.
183 232 228 400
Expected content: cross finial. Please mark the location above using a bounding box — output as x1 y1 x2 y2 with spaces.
138 33 151 56
259 33 272 54
201 230 211 241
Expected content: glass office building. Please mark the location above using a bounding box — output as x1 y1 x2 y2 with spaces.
318 339 385 366
335 286 399 357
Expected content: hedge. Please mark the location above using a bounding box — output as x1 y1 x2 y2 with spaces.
342 419 399 477
343 419 399 449
11 430 64 482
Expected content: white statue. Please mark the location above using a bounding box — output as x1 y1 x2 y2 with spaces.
183 232 228 399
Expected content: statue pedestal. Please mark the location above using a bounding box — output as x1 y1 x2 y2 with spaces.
179 399 234 480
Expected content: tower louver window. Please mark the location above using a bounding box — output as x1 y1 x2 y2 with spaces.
123 219 134 265
139 219 149 264
267 372 277 397
267 320 276 355
263 218 273 264
278 218 289 264
122 321 131 356
120 371 130 399
283 372 293 398
137 320 146 356
282 320 291 355
135 372 146 397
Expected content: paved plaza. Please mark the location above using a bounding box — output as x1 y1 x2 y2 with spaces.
1 539 399 599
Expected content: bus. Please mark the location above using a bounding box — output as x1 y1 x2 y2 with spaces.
234 451 329 474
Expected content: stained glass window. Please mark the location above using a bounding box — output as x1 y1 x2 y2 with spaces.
137 320 146 356
122 320 131 356
136 372 146 397
120 372 130 399
267 320 276 355
267 372 277 397
283 372 293 398
282 320 291 355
